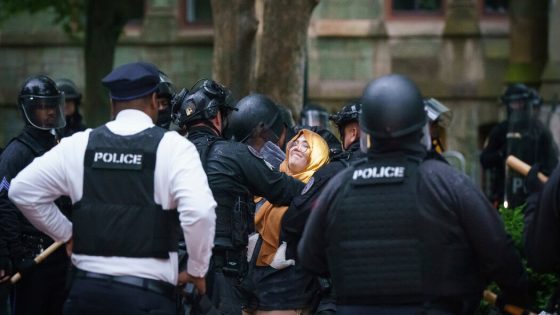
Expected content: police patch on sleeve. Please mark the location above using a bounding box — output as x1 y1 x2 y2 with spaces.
301 177 314 195
0 177 10 193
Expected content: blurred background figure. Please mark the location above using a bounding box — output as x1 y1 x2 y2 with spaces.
55 78 86 138
480 83 558 208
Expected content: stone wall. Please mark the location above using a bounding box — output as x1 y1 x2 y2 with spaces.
0 0 556 184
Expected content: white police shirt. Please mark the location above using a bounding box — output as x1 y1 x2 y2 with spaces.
9 109 216 284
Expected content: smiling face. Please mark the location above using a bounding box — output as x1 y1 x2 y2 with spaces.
287 135 310 173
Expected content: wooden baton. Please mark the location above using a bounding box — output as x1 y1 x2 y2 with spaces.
9 241 64 284
505 155 548 183
483 290 536 315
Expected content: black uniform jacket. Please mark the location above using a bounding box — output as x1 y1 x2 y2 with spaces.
299 143 528 304
188 126 304 208
0 126 57 261
524 164 560 273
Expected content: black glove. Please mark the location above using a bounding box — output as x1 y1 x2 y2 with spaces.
526 163 544 194
14 258 36 277
0 255 12 278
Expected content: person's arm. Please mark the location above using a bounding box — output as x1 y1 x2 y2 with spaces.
421 162 528 305
480 123 507 169
0 150 28 262
524 166 560 272
298 169 349 276
239 147 304 205
282 163 341 258
8 140 73 244
166 134 216 279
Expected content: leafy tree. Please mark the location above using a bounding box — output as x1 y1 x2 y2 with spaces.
0 0 142 127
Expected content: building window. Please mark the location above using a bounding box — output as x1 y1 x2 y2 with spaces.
391 0 444 15
185 0 212 24
482 0 508 15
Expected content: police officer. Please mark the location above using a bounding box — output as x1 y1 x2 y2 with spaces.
227 94 287 169
8 62 217 314
298 74 529 314
172 79 305 315
55 78 87 138
329 101 364 161
155 71 175 130
0 75 69 315
480 83 558 208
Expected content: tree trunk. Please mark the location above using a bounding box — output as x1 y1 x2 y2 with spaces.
83 0 137 127
254 0 319 116
211 0 258 100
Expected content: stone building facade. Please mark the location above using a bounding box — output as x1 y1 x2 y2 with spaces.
0 0 559 185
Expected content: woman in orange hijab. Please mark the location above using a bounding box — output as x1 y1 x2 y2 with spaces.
243 129 330 315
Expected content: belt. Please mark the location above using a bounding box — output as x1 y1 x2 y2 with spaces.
74 269 176 299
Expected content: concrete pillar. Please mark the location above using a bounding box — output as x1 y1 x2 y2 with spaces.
443 0 480 36
505 0 548 85
541 0 560 100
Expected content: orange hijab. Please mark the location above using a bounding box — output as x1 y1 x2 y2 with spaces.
254 129 330 266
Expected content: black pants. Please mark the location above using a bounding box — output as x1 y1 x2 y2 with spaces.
12 248 69 315
63 276 176 315
206 266 245 315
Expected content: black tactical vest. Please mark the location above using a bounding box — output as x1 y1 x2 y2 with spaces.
327 154 425 305
189 132 252 250
73 126 178 258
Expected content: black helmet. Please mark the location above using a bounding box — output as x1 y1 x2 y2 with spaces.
155 71 175 129
329 101 361 139
156 71 175 101
329 101 361 128
500 83 531 104
228 94 284 144
19 75 66 130
171 79 236 129
360 74 426 139
300 103 329 128
528 88 543 108
55 78 81 104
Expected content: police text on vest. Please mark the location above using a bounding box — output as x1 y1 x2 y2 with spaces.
353 166 405 180
94 152 143 165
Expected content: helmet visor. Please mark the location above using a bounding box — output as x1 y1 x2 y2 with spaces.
21 94 66 130
302 110 330 128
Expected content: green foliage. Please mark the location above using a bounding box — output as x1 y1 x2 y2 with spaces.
498 205 558 311
0 0 85 35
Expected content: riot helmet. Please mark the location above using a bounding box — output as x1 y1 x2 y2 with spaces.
500 83 533 119
424 98 452 153
359 74 426 149
528 88 543 109
155 71 176 129
300 103 330 129
19 75 66 130
171 79 236 131
329 101 361 138
228 94 285 146
55 78 81 104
